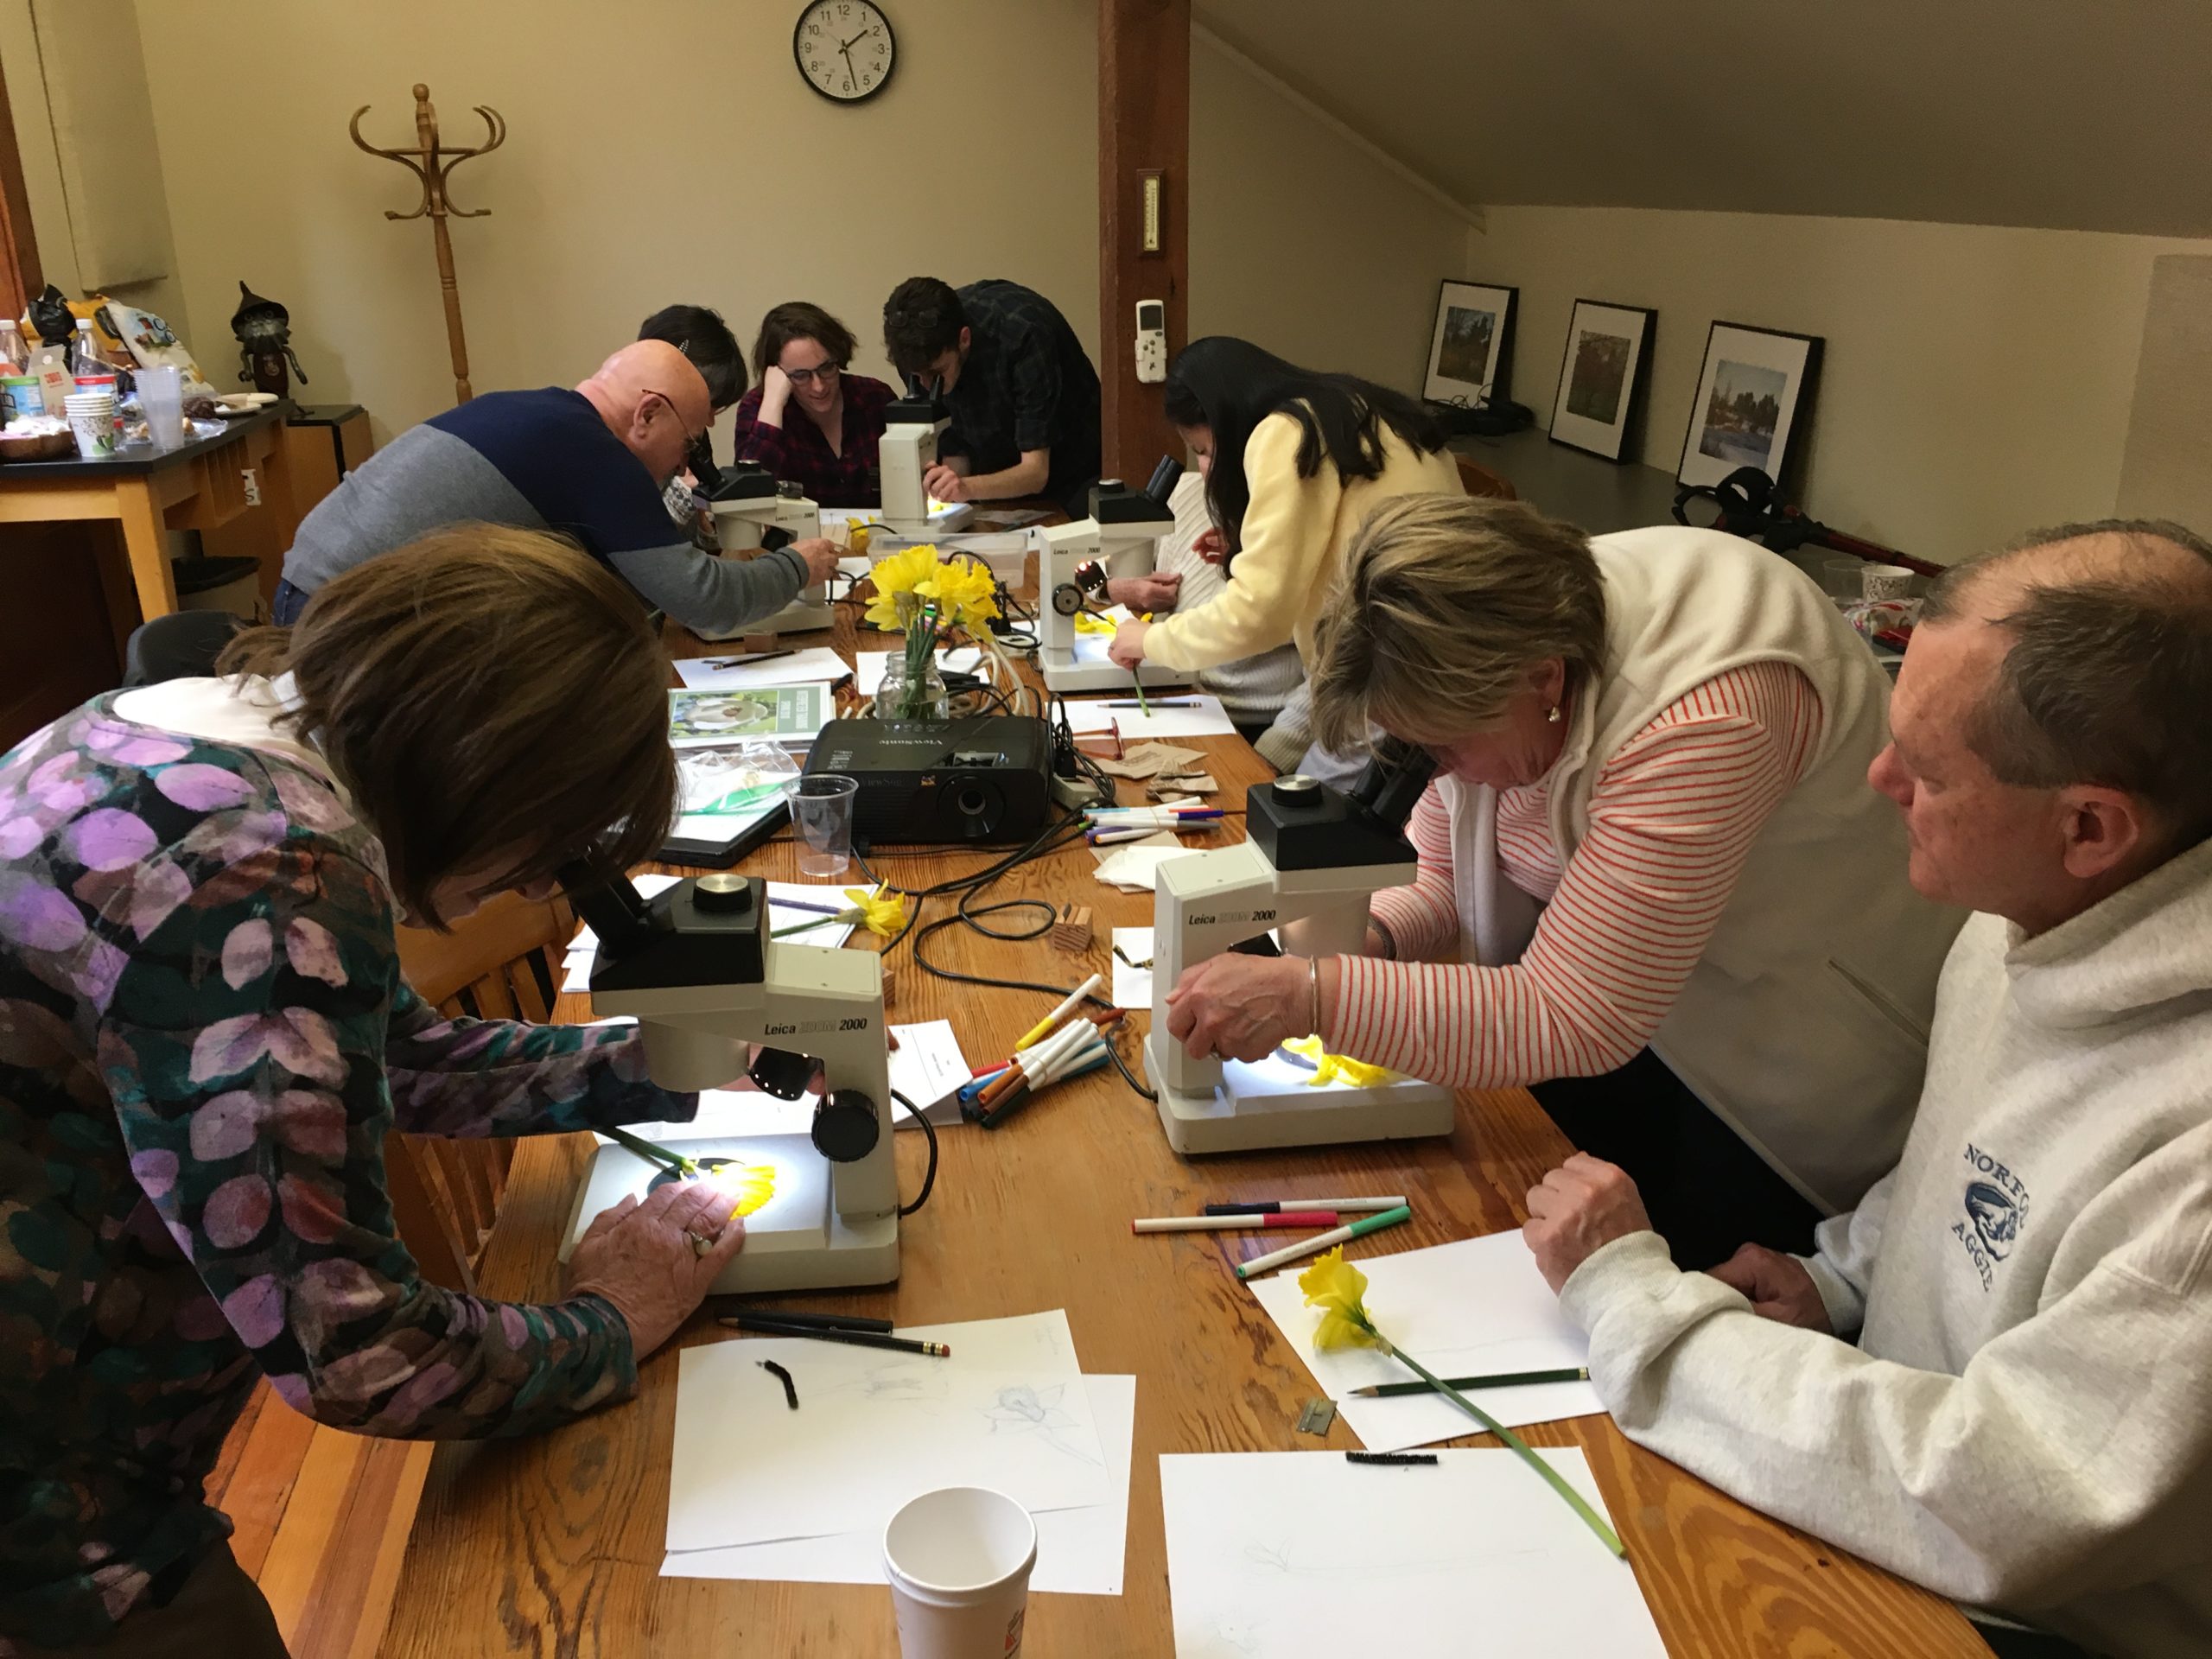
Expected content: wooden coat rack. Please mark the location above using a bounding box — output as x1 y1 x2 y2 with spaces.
349 83 505 404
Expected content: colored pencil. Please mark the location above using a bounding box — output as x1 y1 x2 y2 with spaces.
1349 1367 1591 1397
1203 1197 1409 1216
720 1318 950 1357
1131 1211 1344 1233
1232 1205 1414 1281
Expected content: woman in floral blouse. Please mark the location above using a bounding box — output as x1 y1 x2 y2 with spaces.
0 527 747 1654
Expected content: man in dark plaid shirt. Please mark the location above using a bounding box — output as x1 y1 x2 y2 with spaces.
883 276 1102 514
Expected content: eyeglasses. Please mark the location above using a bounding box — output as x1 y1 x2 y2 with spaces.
785 361 841 389
643 388 712 443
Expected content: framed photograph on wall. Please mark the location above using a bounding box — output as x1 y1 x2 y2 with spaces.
1548 299 1657 462
1676 321 1823 489
1423 281 1517 404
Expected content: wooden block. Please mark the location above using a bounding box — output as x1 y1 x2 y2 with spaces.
879 963 897 1008
1048 905 1093 953
741 633 778 655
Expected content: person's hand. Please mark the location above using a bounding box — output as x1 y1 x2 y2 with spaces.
1522 1154 1655 1294
923 463 969 504
1108 617 1149 670
1192 527 1228 565
759 364 793 420
790 537 843 587
1165 952 1313 1062
1107 572 1181 613
564 1179 747 1358
1707 1243 1832 1331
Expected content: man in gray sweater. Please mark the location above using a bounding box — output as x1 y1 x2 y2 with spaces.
275 340 840 636
1522 520 2212 1658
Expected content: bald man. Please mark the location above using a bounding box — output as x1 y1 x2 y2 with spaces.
276 340 839 633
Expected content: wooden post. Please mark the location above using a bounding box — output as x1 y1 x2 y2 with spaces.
1098 0 1190 483
0 48 43 317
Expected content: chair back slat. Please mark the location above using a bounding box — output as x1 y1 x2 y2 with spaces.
1455 454 1519 501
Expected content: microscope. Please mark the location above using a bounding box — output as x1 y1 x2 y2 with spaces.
556 871 899 1293
880 385 966 538
1034 458 1195 696
700 463 831 639
1146 744 1456 1154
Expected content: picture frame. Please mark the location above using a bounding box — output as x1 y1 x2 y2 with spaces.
1547 299 1657 463
1676 320 1823 490
1423 281 1517 404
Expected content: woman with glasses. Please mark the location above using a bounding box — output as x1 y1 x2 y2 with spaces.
728 302 895 508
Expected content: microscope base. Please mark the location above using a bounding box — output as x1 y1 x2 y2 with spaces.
559 1133 899 1294
693 599 835 641
1148 1034 1457 1154
1041 659 1194 696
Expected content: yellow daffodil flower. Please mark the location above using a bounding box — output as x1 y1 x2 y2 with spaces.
1281 1037 1398 1090
1298 1247 1383 1351
1071 611 1115 635
918 556 1001 632
848 524 872 555
842 885 909 938
864 546 945 632
699 1160 778 1219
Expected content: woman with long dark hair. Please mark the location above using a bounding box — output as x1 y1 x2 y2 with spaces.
1108 336 1464 675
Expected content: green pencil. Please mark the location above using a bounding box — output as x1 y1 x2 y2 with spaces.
1349 1366 1591 1398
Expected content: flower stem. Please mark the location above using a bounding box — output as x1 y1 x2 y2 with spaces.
770 914 848 939
1377 1336 1624 1557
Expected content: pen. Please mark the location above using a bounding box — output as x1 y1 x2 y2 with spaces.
1131 1211 1344 1233
1233 1205 1414 1281
1014 973 1103 1052
975 1045 1110 1128
720 1317 950 1357
1100 699 1198 709
1204 1197 1409 1216
1348 1367 1592 1397
736 1308 895 1334
772 897 848 917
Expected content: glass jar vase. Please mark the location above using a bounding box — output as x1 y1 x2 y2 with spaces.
874 655 950 723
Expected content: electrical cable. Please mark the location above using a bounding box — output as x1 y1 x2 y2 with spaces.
891 1086 937 1216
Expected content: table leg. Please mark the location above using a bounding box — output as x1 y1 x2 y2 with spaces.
257 420 301 611
113 475 178 625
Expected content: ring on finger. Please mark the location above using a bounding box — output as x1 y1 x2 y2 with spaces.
687 1226 720 1257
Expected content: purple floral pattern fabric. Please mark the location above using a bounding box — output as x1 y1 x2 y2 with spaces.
0 696 694 1647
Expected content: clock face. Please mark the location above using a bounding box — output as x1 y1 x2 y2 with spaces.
794 1 895 103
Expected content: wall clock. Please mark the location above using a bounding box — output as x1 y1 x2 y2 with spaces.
794 2 896 104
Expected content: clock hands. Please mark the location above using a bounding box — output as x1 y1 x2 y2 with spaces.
840 27 869 48
840 41 859 86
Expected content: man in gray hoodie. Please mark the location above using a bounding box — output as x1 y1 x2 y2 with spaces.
1522 519 2212 1658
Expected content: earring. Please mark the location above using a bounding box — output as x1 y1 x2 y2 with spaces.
1546 705 1561 725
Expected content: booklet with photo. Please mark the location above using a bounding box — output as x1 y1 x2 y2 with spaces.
668 684 828 747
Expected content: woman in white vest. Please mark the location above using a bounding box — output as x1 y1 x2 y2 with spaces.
1161 494 1964 1264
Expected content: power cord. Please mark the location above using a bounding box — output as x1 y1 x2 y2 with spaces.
891 1086 937 1216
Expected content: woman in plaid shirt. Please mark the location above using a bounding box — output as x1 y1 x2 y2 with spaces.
728 302 894 508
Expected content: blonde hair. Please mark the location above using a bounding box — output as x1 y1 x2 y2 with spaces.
1307 494 1607 753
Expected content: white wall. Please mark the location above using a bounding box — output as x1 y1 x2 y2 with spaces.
1190 31 1471 393
1475 206 2212 561
130 0 1100 442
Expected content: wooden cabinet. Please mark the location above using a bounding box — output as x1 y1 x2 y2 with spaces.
201 404 373 603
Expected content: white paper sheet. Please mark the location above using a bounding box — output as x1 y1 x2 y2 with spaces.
674 647 850 692
1094 838 1203 893
887 1019 970 1127
852 646 984 697
662 1374 1135 1595
1159 1449 1662 1658
1247 1232 1605 1452
667 1312 1107 1551
1110 927 1154 1007
1063 693 1237 741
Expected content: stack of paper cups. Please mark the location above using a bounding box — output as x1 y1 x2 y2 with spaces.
883 1486 1037 1657
64 387 118 459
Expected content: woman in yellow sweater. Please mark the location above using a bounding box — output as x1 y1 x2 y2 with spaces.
1108 336 1464 674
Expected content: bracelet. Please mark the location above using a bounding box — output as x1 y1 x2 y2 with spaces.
1307 957 1321 1039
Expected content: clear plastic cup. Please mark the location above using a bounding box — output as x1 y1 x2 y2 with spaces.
882 1486 1037 1659
792 774 859 879
1821 557 1864 601
138 365 185 448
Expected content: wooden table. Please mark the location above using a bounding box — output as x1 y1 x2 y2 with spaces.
0 402 300 628
379 575 1988 1657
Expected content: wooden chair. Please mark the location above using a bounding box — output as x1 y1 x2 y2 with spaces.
1456 454 1519 501
386 889 575 1294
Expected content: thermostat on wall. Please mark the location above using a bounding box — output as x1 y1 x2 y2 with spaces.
1135 301 1166 384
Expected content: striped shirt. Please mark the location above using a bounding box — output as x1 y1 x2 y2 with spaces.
1329 660 1821 1086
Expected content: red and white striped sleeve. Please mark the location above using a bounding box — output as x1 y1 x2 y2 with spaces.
1365 780 1459 961
1327 661 1821 1087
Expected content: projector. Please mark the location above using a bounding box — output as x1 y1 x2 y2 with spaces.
802 716 1055 846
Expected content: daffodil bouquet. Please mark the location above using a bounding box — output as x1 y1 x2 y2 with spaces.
1300 1247 1625 1557
863 545 1002 721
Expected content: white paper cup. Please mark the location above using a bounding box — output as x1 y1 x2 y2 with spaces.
883 1486 1037 1658
68 405 118 458
1861 563 1916 601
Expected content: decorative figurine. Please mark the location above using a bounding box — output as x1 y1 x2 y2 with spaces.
231 282 308 397
349 83 505 405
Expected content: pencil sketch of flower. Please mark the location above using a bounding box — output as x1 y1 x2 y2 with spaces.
980 1383 1102 1465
